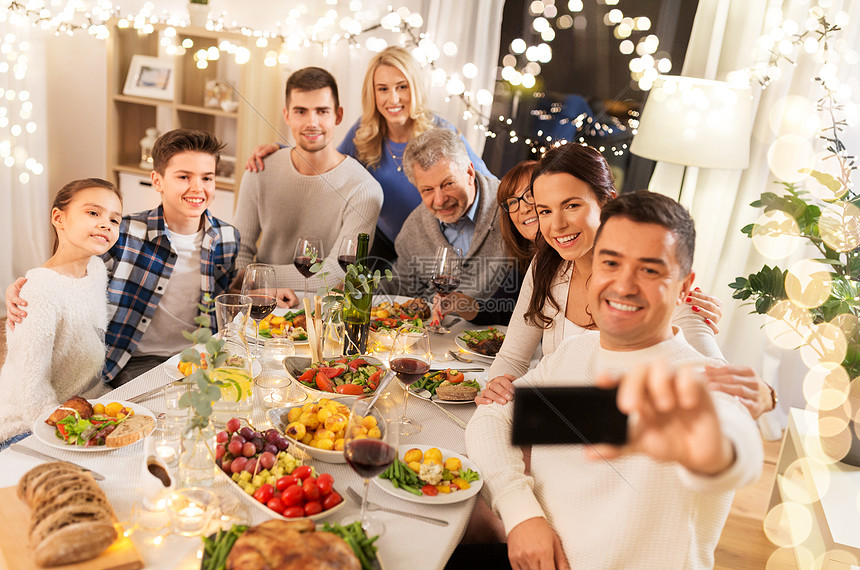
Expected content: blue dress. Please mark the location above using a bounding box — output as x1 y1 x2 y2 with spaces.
338 115 492 242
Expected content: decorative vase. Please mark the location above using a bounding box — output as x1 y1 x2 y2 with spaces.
177 416 215 488
343 233 372 355
187 3 209 28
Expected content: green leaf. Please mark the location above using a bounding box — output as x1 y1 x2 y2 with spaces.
384 269 393 280
310 262 324 273
728 277 749 290
182 330 196 342
196 328 213 343
180 347 201 365
194 315 211 327
205 337 223 355
801 168 844 195
740 223 755 236
754 296 773 314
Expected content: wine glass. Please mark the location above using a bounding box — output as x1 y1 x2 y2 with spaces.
389 326 431 436
241 263 276 357
429 246 462 332
293 237 323 301
337 238 357 272
343 395 398 536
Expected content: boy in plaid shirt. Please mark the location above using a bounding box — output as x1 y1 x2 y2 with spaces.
6 129 239 386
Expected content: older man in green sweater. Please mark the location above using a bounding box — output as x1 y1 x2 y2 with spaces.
385 128 510 306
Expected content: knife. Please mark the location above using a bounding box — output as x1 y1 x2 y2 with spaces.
9 444 106 481
127 379 184 404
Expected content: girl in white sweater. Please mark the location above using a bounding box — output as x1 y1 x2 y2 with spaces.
0 178 122 448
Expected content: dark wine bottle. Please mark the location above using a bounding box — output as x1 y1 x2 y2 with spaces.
343 233 372 355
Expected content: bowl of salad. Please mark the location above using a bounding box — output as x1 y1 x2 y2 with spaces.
367 299 429 351
285 354 386 397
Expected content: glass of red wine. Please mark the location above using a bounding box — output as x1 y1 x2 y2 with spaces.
342 395 398 536
389 325 431 436
293 237 323 302
337 237 357 273
241 263 277 356
429 246 462 333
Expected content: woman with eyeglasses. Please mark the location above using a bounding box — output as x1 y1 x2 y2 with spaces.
430 161 540 326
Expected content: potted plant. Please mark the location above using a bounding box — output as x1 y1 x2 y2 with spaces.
729 14 859 465
188 0 209 28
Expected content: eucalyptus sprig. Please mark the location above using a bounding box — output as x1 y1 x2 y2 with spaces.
177 294 228 428
307 251 392 311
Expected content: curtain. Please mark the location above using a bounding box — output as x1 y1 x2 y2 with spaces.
650 0 860 430
0 14 51 317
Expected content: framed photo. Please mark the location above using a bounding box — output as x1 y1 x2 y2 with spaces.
123 55 175 101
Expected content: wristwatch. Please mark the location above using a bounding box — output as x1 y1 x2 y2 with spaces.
766 383 778 411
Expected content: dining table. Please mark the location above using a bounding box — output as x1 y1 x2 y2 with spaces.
0 313 524 570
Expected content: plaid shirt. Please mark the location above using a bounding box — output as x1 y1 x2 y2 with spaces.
101 206 240 382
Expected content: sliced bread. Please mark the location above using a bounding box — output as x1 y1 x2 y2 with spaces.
105 414 155 448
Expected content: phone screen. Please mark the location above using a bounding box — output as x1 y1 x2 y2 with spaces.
511 386 628 446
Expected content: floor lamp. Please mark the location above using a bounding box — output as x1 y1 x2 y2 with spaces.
630 75 752 207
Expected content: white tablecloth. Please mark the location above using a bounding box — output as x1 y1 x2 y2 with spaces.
0 319 497 570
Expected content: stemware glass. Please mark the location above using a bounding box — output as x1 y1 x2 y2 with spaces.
389 326 431 436
336 238 357 272
430 245 462 297
241 263 277 357
342 395 398 536
293 237 324 301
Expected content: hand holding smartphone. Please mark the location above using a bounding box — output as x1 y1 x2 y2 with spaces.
511 386 628 446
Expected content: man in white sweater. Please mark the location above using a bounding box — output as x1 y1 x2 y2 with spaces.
465 191 763 569
232 67 383 299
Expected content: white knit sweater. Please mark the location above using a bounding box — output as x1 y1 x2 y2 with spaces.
488 260 724 379
0 257 108 441
466 330 763 569
233 150 384 291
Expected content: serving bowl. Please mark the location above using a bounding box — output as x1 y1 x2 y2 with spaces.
283 355 385 397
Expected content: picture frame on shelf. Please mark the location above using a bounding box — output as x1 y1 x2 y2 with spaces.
216 155 236 181
123 55 175 101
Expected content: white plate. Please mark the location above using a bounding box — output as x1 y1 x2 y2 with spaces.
216 467 346 521
409 374 484 406
162 353 262 381
247 307 309 346
32 399 155 452
372 444 483 504
454 326 507 360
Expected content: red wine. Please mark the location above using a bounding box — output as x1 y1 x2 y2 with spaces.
390 357 430 385
294 256 315 278
345 439 395 478
431 274 461 295
248 295 277 321
344 320 370 355
338 255 356 272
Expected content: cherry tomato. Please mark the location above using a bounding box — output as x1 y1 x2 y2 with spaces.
266 497 287 515
367 370 382 391
304 501 323 516
282 484 304 507
298 368 316 382
293 465 313 480
322 492 343 510
421 484 439 496
253 484 274 504
348 358 368 371
276 475 297 492
316 473 334 496
336 384 364 396
319 366 344 378
315 372 335 392
302 479 321 501
446 369 465 384
283 506 305 518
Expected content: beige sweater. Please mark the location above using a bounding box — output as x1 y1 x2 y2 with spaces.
467 330 763 568
0 258 108 441
233 150 383 290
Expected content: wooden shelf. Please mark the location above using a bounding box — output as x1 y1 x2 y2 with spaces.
175 103 238 118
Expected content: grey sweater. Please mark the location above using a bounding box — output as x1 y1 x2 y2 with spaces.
233 149 383 291
385 172 511 301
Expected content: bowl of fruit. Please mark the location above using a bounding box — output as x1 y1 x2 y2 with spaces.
267 397 384 464
215 418 345 520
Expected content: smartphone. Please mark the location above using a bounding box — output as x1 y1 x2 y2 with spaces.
511 386 628 446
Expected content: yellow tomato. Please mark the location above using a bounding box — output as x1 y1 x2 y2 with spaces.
403 448 423 463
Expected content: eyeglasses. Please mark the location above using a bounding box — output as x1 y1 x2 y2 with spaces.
500 189 535 213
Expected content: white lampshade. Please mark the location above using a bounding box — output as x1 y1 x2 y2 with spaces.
631 75 753 170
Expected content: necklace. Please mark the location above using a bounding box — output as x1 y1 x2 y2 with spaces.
385 140 404 172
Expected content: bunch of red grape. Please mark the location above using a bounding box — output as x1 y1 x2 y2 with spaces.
215 417 292 476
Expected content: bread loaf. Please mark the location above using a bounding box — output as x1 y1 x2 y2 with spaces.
18 462 118 568
105 414 154 448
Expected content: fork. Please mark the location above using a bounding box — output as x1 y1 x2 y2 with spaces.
345 487 449 526
448 350 492 365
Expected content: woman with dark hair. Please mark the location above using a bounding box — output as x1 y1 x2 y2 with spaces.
430 160 539 326
479 143 774 419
